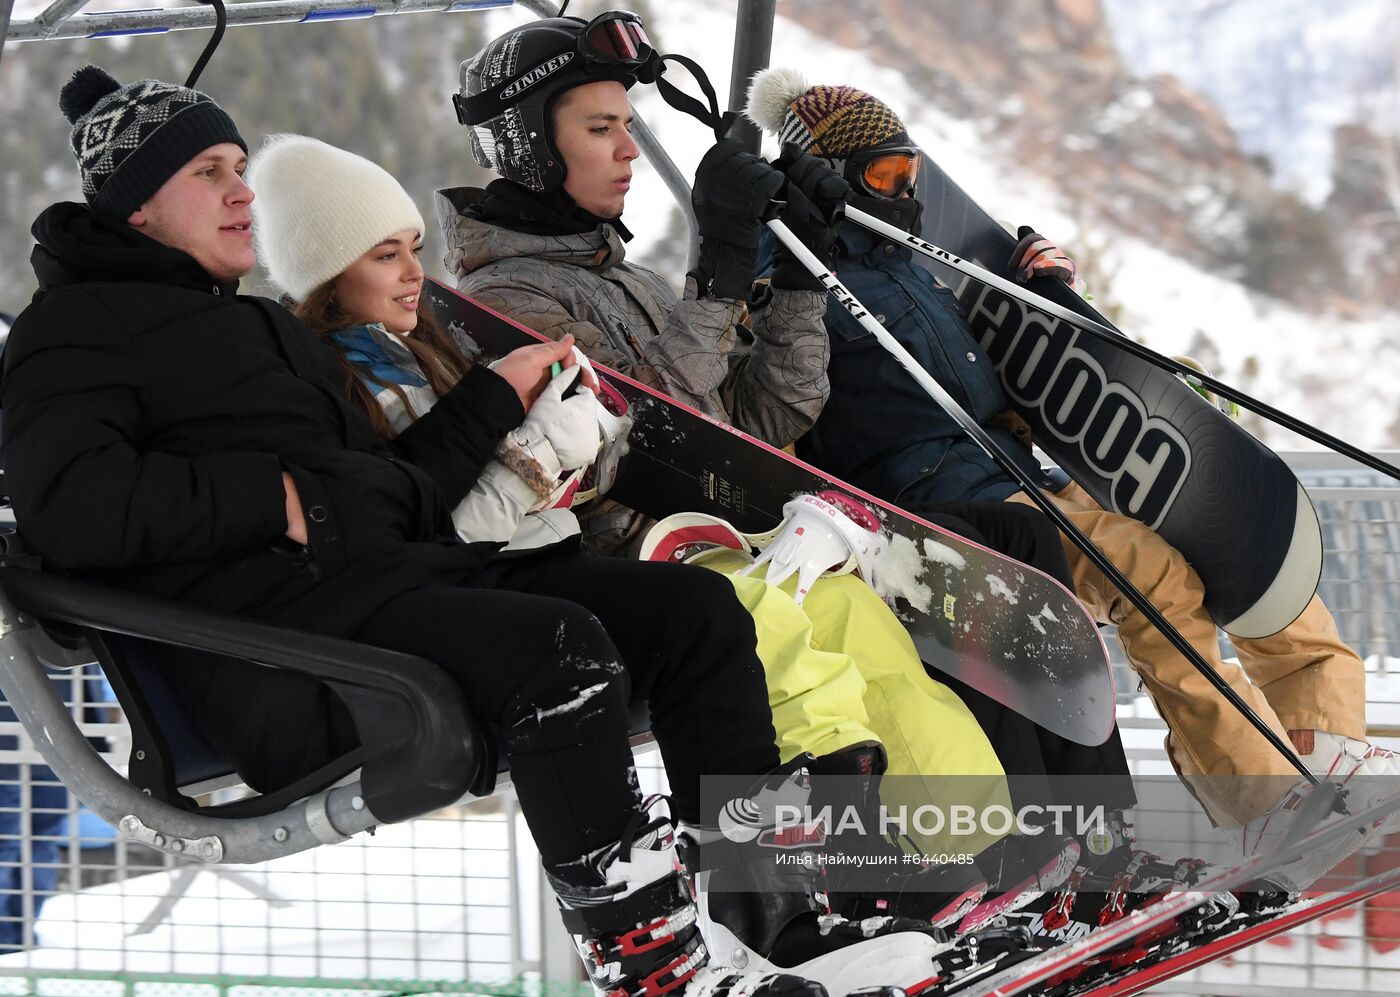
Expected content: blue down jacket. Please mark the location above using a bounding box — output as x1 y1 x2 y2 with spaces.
761 220 1056 506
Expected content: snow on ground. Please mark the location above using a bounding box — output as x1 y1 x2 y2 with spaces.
1103 0 1400 206
0 816 536 982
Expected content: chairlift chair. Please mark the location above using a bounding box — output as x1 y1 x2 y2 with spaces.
0 0 771 871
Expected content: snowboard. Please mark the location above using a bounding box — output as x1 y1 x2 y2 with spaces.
423 279 1116 746
956 784 1400 997
914 156 1322 640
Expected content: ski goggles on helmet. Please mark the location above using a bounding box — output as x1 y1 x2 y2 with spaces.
453 10 657 126
579 10 654 70
844 145 922 199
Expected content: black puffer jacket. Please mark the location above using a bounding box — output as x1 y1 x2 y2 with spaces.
4 202 526 631
2 203 525 785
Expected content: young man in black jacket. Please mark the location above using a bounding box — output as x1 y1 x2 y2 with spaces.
0 65 886 997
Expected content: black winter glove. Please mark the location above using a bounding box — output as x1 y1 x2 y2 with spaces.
690 138 786 301
771 143 851 292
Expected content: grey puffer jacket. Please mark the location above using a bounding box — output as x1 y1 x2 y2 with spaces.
436 186 830 449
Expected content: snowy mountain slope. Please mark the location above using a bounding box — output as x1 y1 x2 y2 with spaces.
1103 0 1400 206
4 0 1395 450
622 2 1400 452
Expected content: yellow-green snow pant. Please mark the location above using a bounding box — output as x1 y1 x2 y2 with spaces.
701 549 1010 857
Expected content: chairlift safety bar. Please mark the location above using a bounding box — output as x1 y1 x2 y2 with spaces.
5 0 509 43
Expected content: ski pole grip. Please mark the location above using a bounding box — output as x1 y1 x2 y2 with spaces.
765 217 827 279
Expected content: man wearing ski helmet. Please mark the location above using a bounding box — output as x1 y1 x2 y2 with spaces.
439 13 1029 985
440 13 842 482
746 68 1396 903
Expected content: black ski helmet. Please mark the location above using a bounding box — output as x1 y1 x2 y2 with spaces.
453 13 656 193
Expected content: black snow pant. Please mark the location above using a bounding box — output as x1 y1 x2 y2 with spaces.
912 501 1137 816
354 543 779 865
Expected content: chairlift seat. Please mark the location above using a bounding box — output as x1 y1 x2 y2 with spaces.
0 553 490 864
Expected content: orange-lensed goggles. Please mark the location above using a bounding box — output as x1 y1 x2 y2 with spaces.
849 147 921 198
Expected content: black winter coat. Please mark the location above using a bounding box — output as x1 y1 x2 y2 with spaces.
1 204 525 786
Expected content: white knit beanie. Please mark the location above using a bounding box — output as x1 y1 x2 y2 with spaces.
247 134 426 301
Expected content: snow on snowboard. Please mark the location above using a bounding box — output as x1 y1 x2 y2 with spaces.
914 155 1323 640
423 279 1114 746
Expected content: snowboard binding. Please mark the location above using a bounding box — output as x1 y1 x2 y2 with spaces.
639 491 888 607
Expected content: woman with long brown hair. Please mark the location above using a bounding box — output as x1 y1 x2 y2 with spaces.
246 133 968 997
246 132 899 996
256 134 598 551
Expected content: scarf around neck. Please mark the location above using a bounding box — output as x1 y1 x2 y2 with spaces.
330 323 427 388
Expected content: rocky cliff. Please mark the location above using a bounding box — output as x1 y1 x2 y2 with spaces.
779 0 1395 314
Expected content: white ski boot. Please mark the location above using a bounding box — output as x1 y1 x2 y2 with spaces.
1233 774 1397 895
1291 729 1400 834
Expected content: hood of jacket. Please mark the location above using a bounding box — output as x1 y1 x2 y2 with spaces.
435 184 632 282
30 201 239 298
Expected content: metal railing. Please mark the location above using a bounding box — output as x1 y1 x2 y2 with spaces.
0 663 561 987
1108 452 1400 716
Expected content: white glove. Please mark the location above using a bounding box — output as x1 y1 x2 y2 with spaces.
519 364 601 472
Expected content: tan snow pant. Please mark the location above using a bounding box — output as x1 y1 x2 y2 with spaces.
1009 481 1366 826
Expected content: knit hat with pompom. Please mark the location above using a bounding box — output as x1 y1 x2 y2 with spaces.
59 65 246 219
744 67 910 158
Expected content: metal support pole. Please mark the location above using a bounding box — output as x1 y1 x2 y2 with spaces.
727 0 776 153
0 0 17 78
632 112 700 271
6 0 513 42
33 0 90 34
18 759 35 951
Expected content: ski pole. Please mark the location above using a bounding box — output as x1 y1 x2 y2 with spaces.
843 204 1400 484
765 214 1319 785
